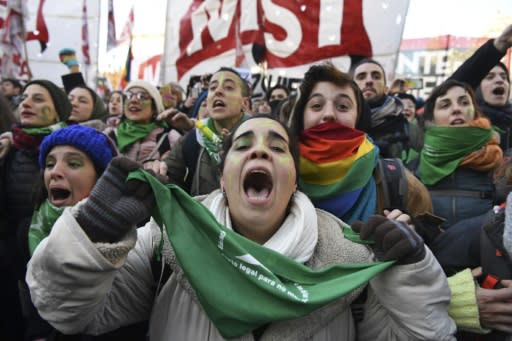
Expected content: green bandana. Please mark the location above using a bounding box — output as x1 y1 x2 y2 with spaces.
419 125 492 185
128 170 393 338
28 199 65 256
116 119 164 152
22 122 67 136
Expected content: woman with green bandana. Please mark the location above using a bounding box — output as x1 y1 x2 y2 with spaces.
0 79 71 341
104 80 177 164
418 79 503 229
26 114 455 340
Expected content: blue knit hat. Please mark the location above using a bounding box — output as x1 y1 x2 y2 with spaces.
39 125 115 174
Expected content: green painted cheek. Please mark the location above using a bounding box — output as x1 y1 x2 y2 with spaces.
41 106 57 124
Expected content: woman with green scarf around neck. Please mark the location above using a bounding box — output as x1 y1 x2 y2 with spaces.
0 79 71 340
104 80 174 163
22 125 121 340
26 114 455 340
418 79 503 229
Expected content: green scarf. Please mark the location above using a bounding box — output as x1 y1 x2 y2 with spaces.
116 119 163 152
28 199 65 256
22 122 67 136
129 170 393 338
419 125 492 185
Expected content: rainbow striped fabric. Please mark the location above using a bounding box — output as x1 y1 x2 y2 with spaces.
299 122 379 223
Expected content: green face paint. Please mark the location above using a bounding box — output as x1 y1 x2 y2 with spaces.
40 105 57 125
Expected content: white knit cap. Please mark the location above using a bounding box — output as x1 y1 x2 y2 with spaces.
125 80 165 114
504 192 512 257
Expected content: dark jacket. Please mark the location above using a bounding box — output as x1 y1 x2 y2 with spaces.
164 129 220 196
426 167 495 229
449 39 512 151
367 96 423 160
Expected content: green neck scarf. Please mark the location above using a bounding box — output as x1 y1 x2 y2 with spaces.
22 122 67 136
419 125 492 185
28 199 65 256
116 119 160 152
129 170 393 339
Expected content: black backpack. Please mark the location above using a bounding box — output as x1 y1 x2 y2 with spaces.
377 158 408 211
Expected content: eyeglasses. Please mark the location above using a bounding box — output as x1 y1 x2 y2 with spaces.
125 91 152 101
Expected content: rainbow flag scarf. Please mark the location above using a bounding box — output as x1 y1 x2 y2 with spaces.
299 122 379 224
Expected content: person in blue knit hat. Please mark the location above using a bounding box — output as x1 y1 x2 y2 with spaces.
20 125 121 341
31 124 117 255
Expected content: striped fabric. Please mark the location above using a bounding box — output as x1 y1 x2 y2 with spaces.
299 122 379 223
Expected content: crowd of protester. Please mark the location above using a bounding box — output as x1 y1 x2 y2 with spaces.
0 23 511 341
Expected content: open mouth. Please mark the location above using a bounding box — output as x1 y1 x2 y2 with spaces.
50 188 71 204
492 87 505 95
213 100 226 108
450 118 466 125
127 105 141 112
243 169 273 201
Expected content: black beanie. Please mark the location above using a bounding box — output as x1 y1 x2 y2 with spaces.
23 79 72 122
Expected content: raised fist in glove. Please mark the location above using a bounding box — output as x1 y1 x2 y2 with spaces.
77 156 156 243
352 215 425 265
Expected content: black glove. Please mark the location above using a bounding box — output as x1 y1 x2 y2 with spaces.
352 215 425 265
77 156 155 243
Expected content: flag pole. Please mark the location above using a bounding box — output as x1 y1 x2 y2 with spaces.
20 3 33 80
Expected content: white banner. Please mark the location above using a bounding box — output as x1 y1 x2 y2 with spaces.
161 0 410 86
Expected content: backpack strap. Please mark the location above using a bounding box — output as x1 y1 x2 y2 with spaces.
480 212 512 289
182 129 201 193
377 158 408 211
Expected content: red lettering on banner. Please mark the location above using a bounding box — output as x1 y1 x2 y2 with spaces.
175 0 371 79
137 54 161 80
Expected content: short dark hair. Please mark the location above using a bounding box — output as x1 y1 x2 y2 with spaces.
290 61 371 136
2 78 22 90
350 58 387 85
396 93 417 108
266 84 290 102
219 113 299 180
215 67 250 97
423 79 482 127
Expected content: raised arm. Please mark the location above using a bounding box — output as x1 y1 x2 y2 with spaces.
26 157 157 335
449 24 512 89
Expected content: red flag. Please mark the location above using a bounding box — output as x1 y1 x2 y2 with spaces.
81 0 90 65
25 0 48 52
0 0 32 79
106 0 116 51
118 6 133 43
